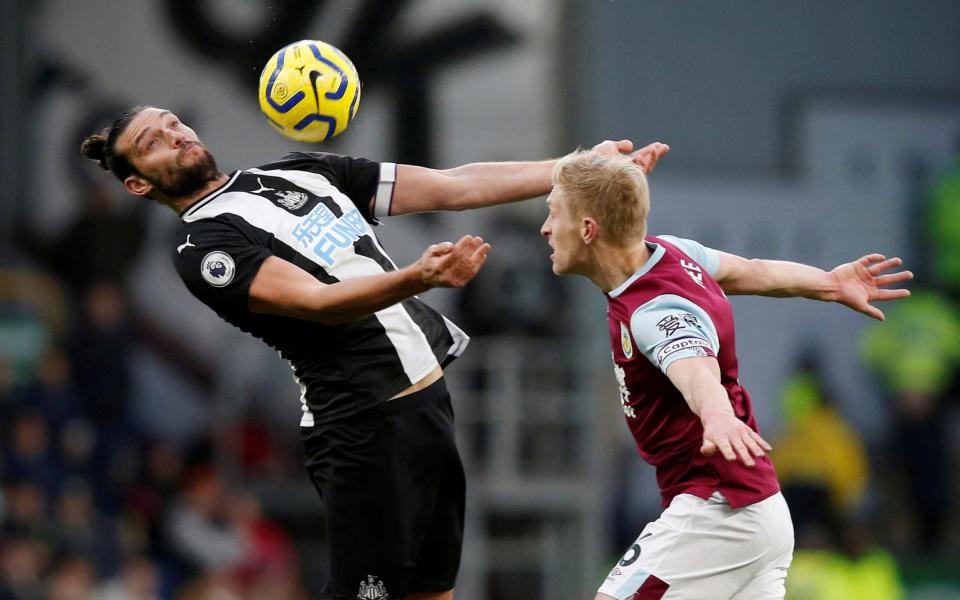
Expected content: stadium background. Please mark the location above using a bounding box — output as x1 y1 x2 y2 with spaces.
1 0 958 598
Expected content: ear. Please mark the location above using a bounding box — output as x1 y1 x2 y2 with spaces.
124 174 153 197
581 216 600 244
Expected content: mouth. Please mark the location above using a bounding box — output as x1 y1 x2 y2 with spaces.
178 142 202 162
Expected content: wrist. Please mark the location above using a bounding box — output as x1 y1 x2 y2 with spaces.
403 262 434 292
699 405 733 423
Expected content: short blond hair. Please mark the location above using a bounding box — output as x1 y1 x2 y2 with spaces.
552 150 650 246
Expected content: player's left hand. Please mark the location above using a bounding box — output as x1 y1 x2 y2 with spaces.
829 254 913 320
631 142 670 174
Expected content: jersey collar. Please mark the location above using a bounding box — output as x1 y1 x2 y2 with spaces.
607 241 665 298
179 170 241 219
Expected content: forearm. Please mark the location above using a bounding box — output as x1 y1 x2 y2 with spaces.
678 367 734 421
390 160 556 214
249 257 430 324
722 258 837 300
301 266 429 323
440 160 555 209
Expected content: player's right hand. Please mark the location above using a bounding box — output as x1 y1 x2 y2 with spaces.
700 410 772 468
418 235 490 288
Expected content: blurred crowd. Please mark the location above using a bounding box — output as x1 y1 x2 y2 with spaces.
1 182 309 599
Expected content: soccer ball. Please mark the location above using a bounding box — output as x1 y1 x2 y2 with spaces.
258 40 361 142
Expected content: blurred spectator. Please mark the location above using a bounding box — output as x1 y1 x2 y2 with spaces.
2 412 63 499
71 280 135 433
124 440 186 562
165 467 245 579
54 483 119 576
47 557 96 600
229 491 302 595
0 538 49 600
95 557 162 600
861 291 959 553
924 156 960 295
786 517 904 600
0 270 68 390
772 353 869 534
222 416 292 480
0 480 56 544
19 346 82 433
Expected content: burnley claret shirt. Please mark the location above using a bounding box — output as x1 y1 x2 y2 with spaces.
173 152 468 426
606 235 780 508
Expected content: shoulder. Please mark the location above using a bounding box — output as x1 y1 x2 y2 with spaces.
255 151 378 175
651 234 720 278
172 217 272 303
172 217 258 274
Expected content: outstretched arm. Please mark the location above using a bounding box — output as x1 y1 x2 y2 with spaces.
666 356 771 467
714 252 912 320
384 141 670 216
247 235 490 324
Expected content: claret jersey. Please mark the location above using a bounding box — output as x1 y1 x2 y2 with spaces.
172 152 468 426
606 235 779 508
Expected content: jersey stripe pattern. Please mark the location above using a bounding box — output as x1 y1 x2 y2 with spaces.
173 152 468 426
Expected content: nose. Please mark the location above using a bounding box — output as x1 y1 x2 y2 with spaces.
168 129 186 147
540 221 550 238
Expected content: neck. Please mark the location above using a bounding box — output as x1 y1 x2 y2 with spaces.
160 172 230 214
585 238 653 293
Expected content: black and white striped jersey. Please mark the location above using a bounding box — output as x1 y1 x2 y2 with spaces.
173 152 468 426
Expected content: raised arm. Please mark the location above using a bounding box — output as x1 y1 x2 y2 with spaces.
385 141 670 216
714 252 912 320
248 235 490 324
666 356 772 467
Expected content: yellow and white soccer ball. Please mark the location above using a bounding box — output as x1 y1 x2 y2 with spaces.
258 40 361 142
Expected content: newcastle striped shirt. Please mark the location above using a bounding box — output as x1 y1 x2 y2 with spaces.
173 152 468 426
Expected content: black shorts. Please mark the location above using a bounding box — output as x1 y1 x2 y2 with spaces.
302 378 465 600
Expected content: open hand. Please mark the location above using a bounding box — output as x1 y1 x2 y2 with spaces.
418 235 490 288
631 142 670 173
829 254 913 320
589 140 670 174
700 410 772 468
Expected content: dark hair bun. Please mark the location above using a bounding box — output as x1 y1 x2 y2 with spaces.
80 134 109 170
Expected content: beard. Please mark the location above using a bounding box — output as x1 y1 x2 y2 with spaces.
149 143 221 198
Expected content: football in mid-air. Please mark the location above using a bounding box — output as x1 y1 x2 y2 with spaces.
258 40 361 142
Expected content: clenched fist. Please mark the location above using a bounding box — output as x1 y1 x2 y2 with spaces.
418 235 491 288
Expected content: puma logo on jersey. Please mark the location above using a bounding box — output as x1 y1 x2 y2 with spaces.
176 234 195 254
681 259 705 288
252 177 275 194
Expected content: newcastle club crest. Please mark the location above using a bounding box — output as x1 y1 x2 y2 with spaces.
275 190 308 210
357 575 389 599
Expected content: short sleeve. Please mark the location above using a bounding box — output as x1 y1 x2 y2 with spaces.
173 219 271 314
630 294 720 374
658 235 721 278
